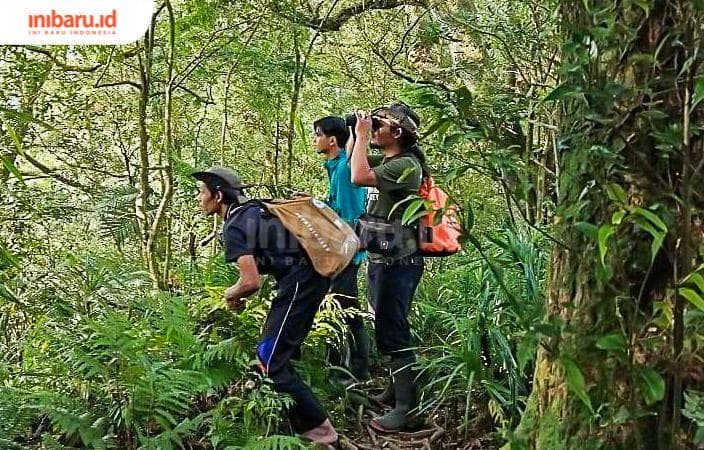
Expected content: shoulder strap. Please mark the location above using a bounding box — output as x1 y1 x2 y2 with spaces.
224 200 263 225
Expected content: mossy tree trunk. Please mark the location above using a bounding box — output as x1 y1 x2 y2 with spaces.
515 0 704 448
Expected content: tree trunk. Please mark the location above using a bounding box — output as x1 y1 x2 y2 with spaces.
515 0 704 447
286 30 302 187
148 0 176 289
135 21 154 276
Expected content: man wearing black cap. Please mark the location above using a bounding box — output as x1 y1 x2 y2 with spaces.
349 103 430 432
192 166 338 446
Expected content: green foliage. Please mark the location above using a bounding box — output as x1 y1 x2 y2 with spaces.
0 252 302 448
683 390 704 445
237 435 308 450
560 356 594 414
415 226 548 430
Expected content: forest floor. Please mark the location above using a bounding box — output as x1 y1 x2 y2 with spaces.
331 383 499 450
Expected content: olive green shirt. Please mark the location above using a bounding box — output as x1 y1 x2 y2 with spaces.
366 153 422 261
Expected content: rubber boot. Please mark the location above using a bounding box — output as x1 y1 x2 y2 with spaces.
301 418 338 446
371 356 416 431
348 319 371 382
327 343 352 388
371 378 394 406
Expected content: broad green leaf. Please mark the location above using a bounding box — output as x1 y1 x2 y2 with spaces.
0 106 56 130
543 83 582 102
464 201 474 233
401 199 428 226
422 117 453 139
0 154 25 186
596 333 627 352
682 272 704 293
445 164 471 183
561 356 594 413
634 216 659 237
634 215 666 263
598 224 615 265
402 210 430 226
396 166 417 183
575 222 598 240
634 207 667 231
4 121 25 156
517 339 537 372
695 0 704 11
0 282 20 304
681 288 704 312
638 367 665 405
695 427 704 446
692 79 704 110
606 183 627 204
0 243 20 269
650 232 665 264
388 194 421 219
611 210 626 225
632 0 649 16
638 109 668 120
443 133 465 148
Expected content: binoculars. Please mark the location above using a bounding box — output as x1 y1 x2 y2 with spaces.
345 113 382 139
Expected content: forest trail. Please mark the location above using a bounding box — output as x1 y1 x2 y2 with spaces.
329 384 498 450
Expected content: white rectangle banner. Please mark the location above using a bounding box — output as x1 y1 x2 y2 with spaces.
1 0 153 45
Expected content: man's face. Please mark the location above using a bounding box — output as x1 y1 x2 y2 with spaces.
313 127 335 155
197 182 220 216
371 119 399 148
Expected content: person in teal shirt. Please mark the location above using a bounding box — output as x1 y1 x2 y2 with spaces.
313 115 370 385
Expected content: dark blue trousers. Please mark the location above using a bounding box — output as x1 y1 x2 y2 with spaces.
256 262 330 432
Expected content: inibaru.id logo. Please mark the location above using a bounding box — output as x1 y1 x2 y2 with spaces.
29 10 118 30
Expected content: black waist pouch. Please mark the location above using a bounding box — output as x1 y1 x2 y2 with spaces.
355 215 402 255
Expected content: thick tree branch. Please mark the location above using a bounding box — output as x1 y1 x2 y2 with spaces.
149 83 214 104
370 45 451 93
23 46 102 73
280 0 427 32
173 16 264 88
94 80 142 90
14 150 88 191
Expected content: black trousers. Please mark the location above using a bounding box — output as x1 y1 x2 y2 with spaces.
256 262 330 432
367 254 424 360
328 263 367 368
330 262 360 309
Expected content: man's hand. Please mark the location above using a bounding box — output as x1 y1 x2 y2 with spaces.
224 285 246 312
355 110 373 138
223 255 261 312
350 110 377 187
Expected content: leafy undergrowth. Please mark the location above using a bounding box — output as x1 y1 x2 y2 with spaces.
0 227 545 449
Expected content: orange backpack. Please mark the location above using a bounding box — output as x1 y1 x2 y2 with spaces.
417 177 462 256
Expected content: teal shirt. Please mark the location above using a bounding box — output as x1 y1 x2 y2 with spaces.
324 149 367 264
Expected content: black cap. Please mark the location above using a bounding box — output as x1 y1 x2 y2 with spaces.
371 102 421 137
191 166 244 191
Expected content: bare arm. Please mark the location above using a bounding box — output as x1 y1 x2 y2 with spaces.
350 110 378 187
224 255 261 311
